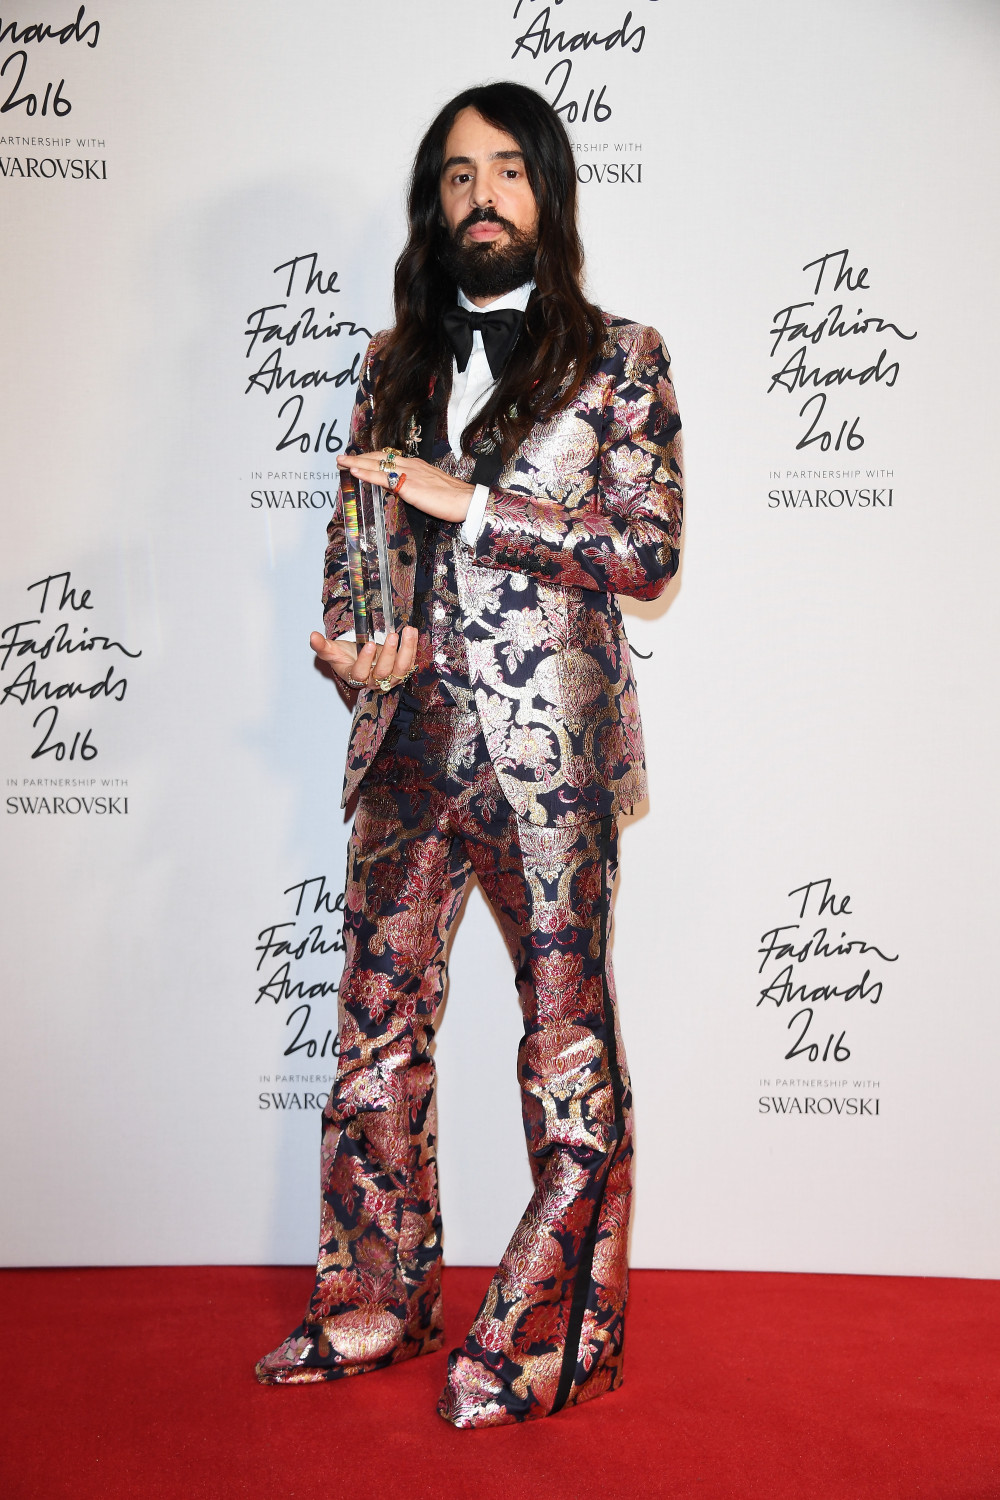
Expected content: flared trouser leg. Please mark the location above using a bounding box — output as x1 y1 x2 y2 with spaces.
256 727 474 1384
257 710 633 1421
437 810 633 1427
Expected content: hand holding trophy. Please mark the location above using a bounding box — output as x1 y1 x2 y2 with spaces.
309 457 417 692
310 449 474 689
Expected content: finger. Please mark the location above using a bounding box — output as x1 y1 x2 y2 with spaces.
370 633 395 681
392 625 419 677
342 462 395 492
337 452 392 474
371 632 400 681
374 628 416 683
337 452 382 469
310 630 357 663
337 453 412 485
335 450 425 467
311 637 356 670
340 639 379 683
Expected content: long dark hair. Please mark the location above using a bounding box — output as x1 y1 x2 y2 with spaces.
372 81 605 460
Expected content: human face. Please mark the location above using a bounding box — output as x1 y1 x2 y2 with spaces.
439 107 539 306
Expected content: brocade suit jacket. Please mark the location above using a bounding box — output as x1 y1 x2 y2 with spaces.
322 313 684 827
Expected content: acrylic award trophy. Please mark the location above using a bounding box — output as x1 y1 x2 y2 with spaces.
339 471 396 646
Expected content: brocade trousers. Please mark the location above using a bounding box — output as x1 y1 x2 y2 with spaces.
256 701 634 1427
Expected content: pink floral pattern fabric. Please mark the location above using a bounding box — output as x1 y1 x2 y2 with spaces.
256 708 633 1426
321 314 683 827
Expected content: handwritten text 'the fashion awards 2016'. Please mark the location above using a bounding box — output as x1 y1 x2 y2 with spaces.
0 570 141 762
510 0 658 126
255 875 345 1064
756 878 898 1066
242 252 371 458
0 5 100 122
767 249 917 455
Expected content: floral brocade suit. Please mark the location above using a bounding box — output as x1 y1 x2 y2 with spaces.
256 313 683 1426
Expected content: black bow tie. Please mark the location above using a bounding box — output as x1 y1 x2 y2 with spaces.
442 304 524 378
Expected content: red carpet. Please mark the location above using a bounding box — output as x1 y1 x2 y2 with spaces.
1 1265 997 1499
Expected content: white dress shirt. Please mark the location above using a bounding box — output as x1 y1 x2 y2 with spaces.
339 280 533 641
451 280 534 545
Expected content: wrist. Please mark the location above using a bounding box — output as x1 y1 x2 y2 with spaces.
452 480 475 522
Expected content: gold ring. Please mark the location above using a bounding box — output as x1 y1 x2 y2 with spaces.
375 675 394 692
345 676 367 689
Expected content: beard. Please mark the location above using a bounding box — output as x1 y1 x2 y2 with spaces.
437 207 538 300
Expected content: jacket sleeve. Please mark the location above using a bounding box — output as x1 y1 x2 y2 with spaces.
321 337 380 639
471 324 683 600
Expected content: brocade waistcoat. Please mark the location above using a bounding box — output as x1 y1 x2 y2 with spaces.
405 518 477 715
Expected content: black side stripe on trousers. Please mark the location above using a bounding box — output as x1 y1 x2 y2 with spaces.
551 813 626 1414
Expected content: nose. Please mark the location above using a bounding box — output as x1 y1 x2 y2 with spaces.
470 172 494 208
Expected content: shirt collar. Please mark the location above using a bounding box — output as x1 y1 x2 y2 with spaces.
457 280 535 315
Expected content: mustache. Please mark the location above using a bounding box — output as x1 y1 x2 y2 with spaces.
453 206 521 240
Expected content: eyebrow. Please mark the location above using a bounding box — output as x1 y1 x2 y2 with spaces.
441 149 524 171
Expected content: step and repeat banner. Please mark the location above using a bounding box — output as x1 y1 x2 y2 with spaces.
2 1 998 1275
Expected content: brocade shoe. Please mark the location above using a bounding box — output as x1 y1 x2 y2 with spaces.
437 1347 535 1427
256 1283 444 1385
436 1337 624 1427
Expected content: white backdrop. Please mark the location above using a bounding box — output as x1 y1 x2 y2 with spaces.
2 0 998 1277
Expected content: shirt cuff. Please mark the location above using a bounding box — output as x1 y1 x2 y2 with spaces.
461 484 490 546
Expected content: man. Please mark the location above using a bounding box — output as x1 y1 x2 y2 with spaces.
256 81 683 1428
